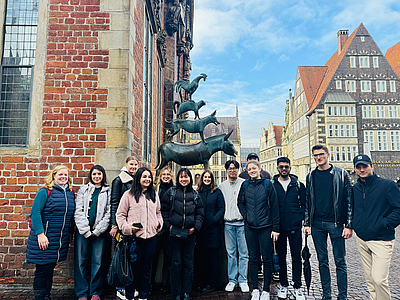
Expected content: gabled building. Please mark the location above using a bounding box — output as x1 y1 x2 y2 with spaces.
291 23 400 181
260 122 282 176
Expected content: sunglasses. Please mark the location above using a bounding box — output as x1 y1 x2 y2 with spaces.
278 165 290 170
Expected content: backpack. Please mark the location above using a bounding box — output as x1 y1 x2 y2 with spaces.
169 186 199 212
241 179 271 208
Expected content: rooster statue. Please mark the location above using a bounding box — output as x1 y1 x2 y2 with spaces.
174 73 207 101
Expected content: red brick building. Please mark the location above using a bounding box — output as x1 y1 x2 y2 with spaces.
0 0 194 283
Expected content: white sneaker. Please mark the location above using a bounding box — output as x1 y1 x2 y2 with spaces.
260 291 270 300
277 285 287 299
239 282 250 293
117 290 127 300
134 290 139 297
251 289 260 300
225 282 236 292
294 288 305 300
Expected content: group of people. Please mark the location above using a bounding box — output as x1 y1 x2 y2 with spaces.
25 146 400 300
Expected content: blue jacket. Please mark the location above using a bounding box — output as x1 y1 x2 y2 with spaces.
352 174 400 241
26 185 75 265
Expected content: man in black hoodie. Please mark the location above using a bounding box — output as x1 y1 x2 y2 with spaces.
352 154 400 300
272 157 305 300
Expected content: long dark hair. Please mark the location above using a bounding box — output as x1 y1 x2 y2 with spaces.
175 168 193 190
197 170 218 193
129 167 156 203
88 165 108 187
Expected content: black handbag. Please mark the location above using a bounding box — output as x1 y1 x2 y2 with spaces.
170 226 189 240
106 241 134 287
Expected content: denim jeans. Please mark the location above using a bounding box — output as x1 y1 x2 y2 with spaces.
125 236 157 300
276 228 302 289
74 232 106 298
312 220 347 300
244 226 272 292
224 224 248 284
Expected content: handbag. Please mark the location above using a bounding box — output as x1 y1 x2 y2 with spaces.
106 241 134 287
170 225 189 240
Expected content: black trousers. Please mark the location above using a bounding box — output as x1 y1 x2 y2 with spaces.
151 230 170 287
195 245 221 289
33 262 56 294
276 228 302 289
169 234 196 295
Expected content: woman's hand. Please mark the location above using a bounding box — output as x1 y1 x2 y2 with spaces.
37 233 49 250
188 228 195 235
110 227 118 238
132 223 141 234
271 231 280 242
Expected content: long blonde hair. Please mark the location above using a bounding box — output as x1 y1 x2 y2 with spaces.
44 165 72 190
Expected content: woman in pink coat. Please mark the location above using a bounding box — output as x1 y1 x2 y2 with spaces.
116 167 163 300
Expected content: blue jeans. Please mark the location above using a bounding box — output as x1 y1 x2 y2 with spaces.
312 220 347 300
74 232 106 298
244 226 272 292
224 224 248 284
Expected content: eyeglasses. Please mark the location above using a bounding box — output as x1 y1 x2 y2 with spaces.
278 165 290 170
313 153 327 158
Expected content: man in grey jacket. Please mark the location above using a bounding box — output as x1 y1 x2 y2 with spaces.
219 160 249 293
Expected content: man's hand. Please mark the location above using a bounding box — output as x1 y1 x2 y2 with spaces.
342 228 353 239
271 231 280 242
188 228 195 235
303 226 311 236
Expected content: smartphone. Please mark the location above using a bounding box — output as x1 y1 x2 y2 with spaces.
132 222 143 228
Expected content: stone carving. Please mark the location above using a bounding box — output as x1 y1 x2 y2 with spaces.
166 0 181 36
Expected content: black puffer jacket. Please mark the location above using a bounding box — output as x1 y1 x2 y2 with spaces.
272 174 306 231
110 170 134 227
237 178 279 232
197 186 225 248
161 186 204 232
353 173 400 241
304 165 352 228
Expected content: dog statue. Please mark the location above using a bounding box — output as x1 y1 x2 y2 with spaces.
166 110 219 144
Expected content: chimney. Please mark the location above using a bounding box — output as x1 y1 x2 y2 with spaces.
337 30 349 54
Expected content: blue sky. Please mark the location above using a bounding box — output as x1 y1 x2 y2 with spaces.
189 0 400 146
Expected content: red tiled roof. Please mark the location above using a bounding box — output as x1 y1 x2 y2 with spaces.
307 24 363 113
386 41 400 78
298 66 327 109
274 126 282 146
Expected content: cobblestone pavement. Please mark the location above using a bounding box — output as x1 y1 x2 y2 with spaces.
1 228 399 300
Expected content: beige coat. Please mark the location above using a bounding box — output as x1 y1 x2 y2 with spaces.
116 189 163 239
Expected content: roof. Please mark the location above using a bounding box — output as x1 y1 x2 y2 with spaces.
307 23 364 114
324 93 357 103
386 41 400 78
203 116 239 141
298 66 327 108
274 126 282 146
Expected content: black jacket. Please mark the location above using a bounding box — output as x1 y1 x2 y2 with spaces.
197 186 225 248
352 173 400 241
304 165 352 228
158 181 174 201
237 178 280 232
272 174 306 231
110 171 134 227
161 186 204 232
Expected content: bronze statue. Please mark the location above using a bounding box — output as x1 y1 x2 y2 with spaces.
155 130 237 173
166 110 219 144
174 73 207 101
173 99 205 119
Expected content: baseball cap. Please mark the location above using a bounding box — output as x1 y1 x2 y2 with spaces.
353 154 372 167
247 153 259 160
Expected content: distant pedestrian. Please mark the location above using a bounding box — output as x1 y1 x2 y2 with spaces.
272 157 305 300
74 165 111 300
238 160 280 300
352 154 400 300
26 165 75 300
219 160 249 293
303 145 353 300
239 153 271 180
